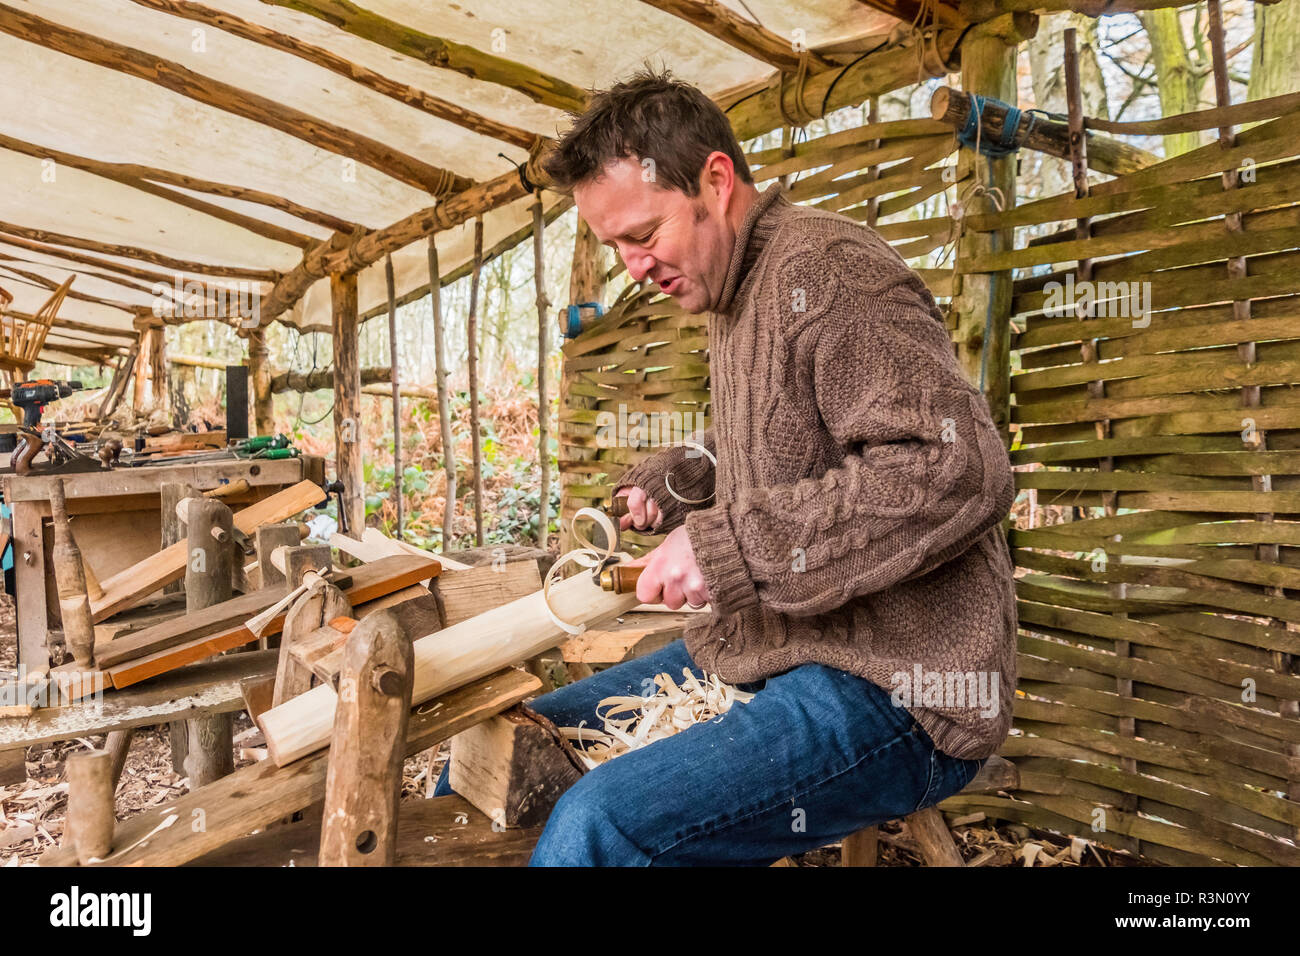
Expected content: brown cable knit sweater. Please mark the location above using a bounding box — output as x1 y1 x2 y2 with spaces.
613 183 1018 759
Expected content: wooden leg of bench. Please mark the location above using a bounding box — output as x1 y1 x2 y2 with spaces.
842 825 879 866
907 807 964 866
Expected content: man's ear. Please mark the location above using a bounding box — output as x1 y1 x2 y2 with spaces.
700 151 736 213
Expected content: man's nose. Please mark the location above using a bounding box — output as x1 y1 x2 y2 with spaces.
621 247 654 282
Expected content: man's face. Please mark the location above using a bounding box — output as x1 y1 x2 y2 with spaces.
574 155 736 314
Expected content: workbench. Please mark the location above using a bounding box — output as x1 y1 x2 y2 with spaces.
3 456 324 675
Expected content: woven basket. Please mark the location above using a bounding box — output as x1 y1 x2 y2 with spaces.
0 275 73 379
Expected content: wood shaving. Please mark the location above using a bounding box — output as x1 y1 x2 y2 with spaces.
557 668 755 769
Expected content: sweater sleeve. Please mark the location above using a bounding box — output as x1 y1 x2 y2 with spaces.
611 426 716 533
683 280 1015 618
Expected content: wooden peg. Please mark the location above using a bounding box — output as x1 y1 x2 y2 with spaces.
67 749 115 864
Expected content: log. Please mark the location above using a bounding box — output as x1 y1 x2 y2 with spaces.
90 479 327 622
185 498 234 611
907 806 966 867
429 236 456 547
49 479 96 667
104 729 134 790
66 750 115 864
318 610 412 866
259 558 642 765
182 497 235 790
930 86 1158 177
448 705 584 829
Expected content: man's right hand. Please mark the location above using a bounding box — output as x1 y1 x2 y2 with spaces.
614 486 662 532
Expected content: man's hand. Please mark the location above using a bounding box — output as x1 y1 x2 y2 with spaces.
622 526 711 609
614 486 662 532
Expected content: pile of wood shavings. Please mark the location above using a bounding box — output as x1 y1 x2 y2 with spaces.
557 668 755 769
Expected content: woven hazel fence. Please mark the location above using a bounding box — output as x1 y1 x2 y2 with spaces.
939 101 1300 865
557 117 960 548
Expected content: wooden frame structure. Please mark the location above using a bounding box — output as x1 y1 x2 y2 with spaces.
6 0 1300 869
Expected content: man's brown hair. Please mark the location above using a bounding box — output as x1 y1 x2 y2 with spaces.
542 68 753 196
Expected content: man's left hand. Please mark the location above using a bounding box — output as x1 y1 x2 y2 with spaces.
622 526 712 609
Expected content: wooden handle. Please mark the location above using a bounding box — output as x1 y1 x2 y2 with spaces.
599 563 643 593
608 495 629 517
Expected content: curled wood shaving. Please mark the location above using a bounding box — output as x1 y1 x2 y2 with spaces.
557 668 755 769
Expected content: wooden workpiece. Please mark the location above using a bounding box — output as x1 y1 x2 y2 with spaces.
40 667 541 867
49 479 96 666
260 559 642 766
319 610 413 866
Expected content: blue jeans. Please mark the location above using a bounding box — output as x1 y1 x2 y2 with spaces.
434 639 984 866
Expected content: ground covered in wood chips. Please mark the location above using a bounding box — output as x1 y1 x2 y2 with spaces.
1 592 1136 868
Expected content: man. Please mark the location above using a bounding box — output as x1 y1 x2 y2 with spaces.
437 69 1018 866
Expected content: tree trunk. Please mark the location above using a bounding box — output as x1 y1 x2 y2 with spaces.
1249 0 1300 102
1139 8 1203 157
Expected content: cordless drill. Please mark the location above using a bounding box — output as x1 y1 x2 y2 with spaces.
5 379 83 474
8 379 83 428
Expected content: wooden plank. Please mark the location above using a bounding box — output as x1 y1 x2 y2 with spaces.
0 651 276 753
39 668 541 867
105 555 439 689
184 794 542 867
436 562 542 627
89 480 326 622
2 457 302 502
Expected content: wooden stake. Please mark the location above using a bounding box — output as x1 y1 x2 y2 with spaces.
49 479 95 667
532 195 551 551
275 583 351 708
318 610 412 866
104 729 134 790
385 253 403 540
428 236 457 548
467 217 485 546
331 272 365 539
66 749 115 864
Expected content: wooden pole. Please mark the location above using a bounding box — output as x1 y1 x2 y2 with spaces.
331 271 365 540
557 217 607 554
467 217 485 546
950 19 1017 445
385 254 403 540
131 328 151 411
248 326 275 436
149 326 168 418
428 237 457 549
318 609 412 866
532 195 551 550
48 479 95 668
161 480 197 772
66 750 115 864
104 728 134 790
182 497 235 788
